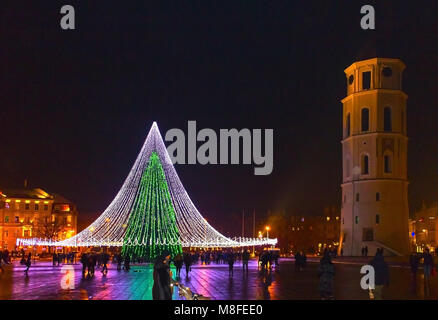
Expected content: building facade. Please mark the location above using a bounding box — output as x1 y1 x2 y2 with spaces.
0 188 78 251
411 204 438 252
340 58 410 256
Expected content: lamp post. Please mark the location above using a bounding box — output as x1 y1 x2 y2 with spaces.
265 226 270 239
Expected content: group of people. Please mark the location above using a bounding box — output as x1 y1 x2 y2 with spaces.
259 250 279 271
410 248 435 296
52 252 76 266
294 251 307 271
79 252 111 278
317 247 391 300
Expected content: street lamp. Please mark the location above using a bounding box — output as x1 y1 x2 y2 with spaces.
265 226 270 239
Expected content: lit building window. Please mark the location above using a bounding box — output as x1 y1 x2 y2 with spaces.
4 216 9 223
361 108 370 131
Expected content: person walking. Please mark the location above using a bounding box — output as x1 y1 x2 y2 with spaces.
52 252 58 266
152 251 175 300
422 248 434 296
101 252 110 275
183 252 192 277
24 253 32 276
80 253 88 278
173 253 183 278
123 254 130 271
318 250 335 300
410 251 420 276
409 251 420 295
369 248 389 300
294 251 302 271
116 253 122 271
227 250 235 277
242 249 250 273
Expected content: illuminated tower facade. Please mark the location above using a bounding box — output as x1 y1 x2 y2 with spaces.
340 58 410 256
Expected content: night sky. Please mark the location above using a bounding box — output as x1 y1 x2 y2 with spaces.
1 1 437 235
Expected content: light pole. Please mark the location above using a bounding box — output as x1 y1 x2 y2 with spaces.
265 226 270 239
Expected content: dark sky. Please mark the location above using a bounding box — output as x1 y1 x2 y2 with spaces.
1 1 437 235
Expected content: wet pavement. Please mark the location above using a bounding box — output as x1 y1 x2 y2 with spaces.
0 259 436 300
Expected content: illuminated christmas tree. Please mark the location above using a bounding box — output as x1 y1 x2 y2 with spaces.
121 152 182 260
17 122 277 250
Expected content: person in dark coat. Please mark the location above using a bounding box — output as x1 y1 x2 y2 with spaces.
294 251 302 271
183 252 192 277
53 252 58 266
318 250 335 300
410 252 420 276
80 253 88 278
101 252 110 275
227 250 235 277
242 249 250 273
422 248 434 296
152 251 174 300
173 253 183 278
369 248 389 300
123 254 130 271
24 253 32 275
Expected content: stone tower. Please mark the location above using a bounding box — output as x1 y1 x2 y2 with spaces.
340 58 410 256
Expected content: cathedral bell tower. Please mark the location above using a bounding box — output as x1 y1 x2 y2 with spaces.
340 58 410 256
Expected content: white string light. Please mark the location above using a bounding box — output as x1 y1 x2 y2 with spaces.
17 122 277 248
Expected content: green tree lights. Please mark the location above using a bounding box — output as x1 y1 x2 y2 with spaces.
122 151 182 260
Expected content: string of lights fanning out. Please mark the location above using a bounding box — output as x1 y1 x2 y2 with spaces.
17 122 278 248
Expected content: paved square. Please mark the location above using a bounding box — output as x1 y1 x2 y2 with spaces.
0 258 436 300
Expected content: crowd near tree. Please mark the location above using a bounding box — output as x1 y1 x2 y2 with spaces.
2 244 438 300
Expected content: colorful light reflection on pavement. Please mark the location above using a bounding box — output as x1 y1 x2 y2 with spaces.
0 259 437 300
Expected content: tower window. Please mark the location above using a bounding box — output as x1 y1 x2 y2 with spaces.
356 193 360 202
362 155 369 175
348 75 354 85
382 67 392 77
346 113 351 137
376 192 380 201
362 71 371 90
384 154 392 173
376 214 380 224
355 216 359 224
361 108 370 132
384 107 392 132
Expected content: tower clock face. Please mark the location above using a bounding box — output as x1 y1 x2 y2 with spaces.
382 67 392 77
348 75 354 85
